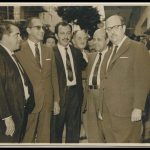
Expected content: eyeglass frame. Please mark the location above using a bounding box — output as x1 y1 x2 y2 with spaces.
105 24 125 32
28 25 45 30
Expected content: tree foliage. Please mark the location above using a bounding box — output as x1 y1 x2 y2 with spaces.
56 6 101 36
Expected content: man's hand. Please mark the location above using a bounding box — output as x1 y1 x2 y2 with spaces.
53 101 60 115
131 108 142 122
4 116 15 136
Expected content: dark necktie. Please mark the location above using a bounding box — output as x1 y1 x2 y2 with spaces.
12 54 28 86
92 52 102 85
35 43 41 69
65 47 73 81
107 45 118 70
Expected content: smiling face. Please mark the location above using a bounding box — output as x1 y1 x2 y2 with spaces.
93 28 109 52
72 30 88 50
105 15 126 45
55 25 72 47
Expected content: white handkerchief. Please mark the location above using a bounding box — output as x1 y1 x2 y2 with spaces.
45 58 51 61
120 57 128 59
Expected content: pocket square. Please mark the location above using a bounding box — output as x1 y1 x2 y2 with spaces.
120 57 128 59
45 58 51 61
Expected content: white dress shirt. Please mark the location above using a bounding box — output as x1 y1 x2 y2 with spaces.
89 47 108 87
0 44 30 100
58 43 77 86
106 36 127 71
27 39 42 66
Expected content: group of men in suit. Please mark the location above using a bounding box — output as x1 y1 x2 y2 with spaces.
0 14 150 143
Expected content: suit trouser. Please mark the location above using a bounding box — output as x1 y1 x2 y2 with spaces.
87 89 142 143
99 101 142 143
50 86 82 143
87 89 105 143
22 103 51 143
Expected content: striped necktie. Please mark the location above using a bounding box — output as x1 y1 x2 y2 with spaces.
65 47 73 81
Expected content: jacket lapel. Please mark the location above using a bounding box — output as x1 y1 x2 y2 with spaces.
107 37 131 72
87 52 97 83
41 43 46 69
54 46 66 75
69 45 77 77
23 41 42 73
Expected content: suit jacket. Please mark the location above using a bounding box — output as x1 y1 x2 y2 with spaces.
0 45 34 142
83 47 112 113
53 45 87 107
16 41 60 113
99 37 150 117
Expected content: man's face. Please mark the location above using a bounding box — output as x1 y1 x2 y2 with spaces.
73 31 88 49
105 15 126 45
27 18 44 42
46 38 56 48
55 25 72 47
93 29 108 52
5 25 21 51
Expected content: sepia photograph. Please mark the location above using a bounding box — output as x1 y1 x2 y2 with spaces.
0 2 150 148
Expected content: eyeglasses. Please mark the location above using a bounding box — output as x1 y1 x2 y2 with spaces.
105 24 124 32
29 26 45 30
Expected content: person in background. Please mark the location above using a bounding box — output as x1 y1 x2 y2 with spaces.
72 29 89 140
43 33 57 48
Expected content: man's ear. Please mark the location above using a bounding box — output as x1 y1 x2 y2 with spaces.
26 28 30 35
123 25 126 34
55 34 58 41
72 38 75 46
106 38 110 45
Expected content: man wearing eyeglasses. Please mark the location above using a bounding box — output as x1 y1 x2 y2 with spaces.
16 17 60 143
97 14 150 143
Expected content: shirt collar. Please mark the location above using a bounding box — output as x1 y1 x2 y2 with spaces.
57 43 70 50
0 43 14 56
114 35 127 49
97 46 108 55
27 39 41 47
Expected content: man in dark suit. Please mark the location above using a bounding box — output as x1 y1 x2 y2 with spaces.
50 22 88 143
96 14 150 143
16 17 60 143
72 29 89 140
0 22 34 143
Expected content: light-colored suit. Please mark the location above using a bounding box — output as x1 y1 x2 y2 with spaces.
85 48 112 142
97 37 150 143
16 41 60 143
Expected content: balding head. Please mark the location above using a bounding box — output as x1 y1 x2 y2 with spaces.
105 15 126 45
93 28 107 39
105 15 125 29
93 28 109 52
